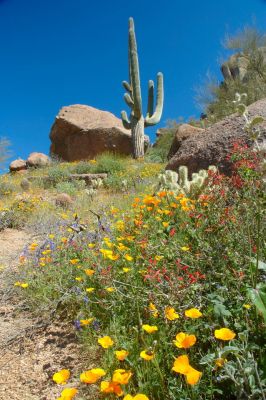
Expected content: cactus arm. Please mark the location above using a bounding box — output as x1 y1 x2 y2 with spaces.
129 17 142 118
146 80 154 118
124 93 134 108
121 111 132 130
123 80 132 93
145 72 164 127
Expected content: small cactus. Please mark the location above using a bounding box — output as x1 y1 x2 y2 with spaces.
157 165 217 197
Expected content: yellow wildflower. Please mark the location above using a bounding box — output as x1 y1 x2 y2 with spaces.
123 267 131 273
80 318 94 326
86 288 95 293
105 287 116 292
57 387 78 400
142 324 158 334
115 350 129 361
149 302 159 318
124 254 133 261
52 369 70 385
112 369 132 385
100 381 123 396
123 395 149 400
84 269 95 276
140 350 155 361
180 246 190 251
214 328 236 341
80 368 106 384
98 336 114 348
185 308 202 318
165 306 179 320
70 259 79 265
173 332 197 349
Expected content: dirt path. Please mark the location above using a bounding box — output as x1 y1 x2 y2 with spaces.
0 229 91 400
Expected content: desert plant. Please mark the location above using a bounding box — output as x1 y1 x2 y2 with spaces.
157 165 217 196
0 181 16 196
92 152 125 174
70 161 94 175
47 166 70 186
195 26 266 122
121 17 164 158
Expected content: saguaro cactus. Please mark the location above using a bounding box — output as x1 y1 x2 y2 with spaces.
121 17 164 159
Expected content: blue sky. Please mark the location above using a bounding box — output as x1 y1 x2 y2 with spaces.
0 0 266 165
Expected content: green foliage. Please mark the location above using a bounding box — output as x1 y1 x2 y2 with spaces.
0 181 16 196
18 145 266 399
146 129 176 162
56 181 86 196
70 161 94 175
47 166 70 186
92 152 126 174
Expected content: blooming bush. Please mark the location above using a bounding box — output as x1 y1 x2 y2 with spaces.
18 146 266 399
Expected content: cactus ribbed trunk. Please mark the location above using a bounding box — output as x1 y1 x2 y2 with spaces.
132 116 145 158
121 18 164 158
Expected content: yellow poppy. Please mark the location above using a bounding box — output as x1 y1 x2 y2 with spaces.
140 350 155 361
214 328 236 341
100 380 123 396
165 306 179 320
57 387 78 400
173 332 197 349
80 368 106 384
112 369 132 385
52 369 70 385
115 350 129 361
142 324 158 334
185 308 202 318
98 336 114 348
84 269 95 276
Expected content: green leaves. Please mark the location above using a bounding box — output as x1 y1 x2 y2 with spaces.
248 283 266 323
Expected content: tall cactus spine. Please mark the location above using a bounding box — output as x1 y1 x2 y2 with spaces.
121 17 164 159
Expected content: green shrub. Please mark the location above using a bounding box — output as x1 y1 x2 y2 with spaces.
47 166 70 186
56 180 86 196
146 128 176 162
0 181 16 196
70 161 94 175
92 152 126 174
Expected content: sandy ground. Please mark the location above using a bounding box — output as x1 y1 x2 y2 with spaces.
0 229 95 400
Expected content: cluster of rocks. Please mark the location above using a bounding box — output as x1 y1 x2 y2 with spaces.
10 152 50 173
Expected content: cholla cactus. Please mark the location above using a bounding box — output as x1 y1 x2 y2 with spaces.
91 178 103 189
157 165 217 197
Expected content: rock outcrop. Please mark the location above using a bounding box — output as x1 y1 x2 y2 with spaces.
9 159 27 172
27 152 50 168
166 98 266 176
167 124 204 159
49 105 150 161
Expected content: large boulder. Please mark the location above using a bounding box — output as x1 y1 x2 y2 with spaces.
167 124 204 159
49 105 150 161
166 98 266 176
9 159 27 172
27 152 50 168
